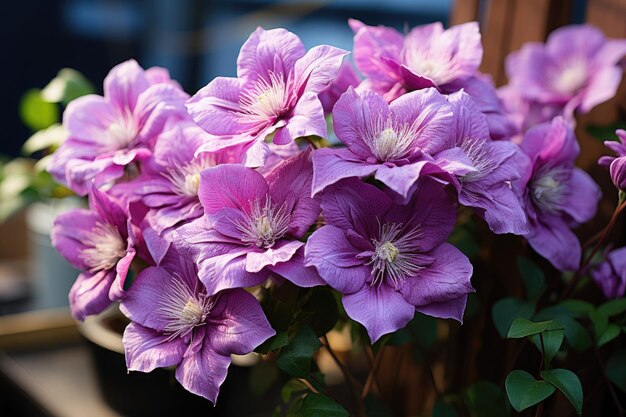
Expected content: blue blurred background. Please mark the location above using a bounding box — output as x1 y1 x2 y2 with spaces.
1 0 453 157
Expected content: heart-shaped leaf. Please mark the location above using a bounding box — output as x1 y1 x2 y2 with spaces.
505 370 555 412
541 369 583 415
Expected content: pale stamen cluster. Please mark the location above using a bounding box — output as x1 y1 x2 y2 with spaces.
362 113 421 162
234 196 291 249
530 166 571 214
460 137 497 183
81 222 127 273
163 154 218 197
239 72 289 123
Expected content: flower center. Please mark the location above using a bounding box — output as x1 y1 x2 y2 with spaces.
107 114 138 151
460 138 496 183
81 222 126 272
234 196 291 249
163 155 217 197
239 72 289 123
364 115 420 162
368 222 423 288
530 167 570 213
158 275 213 341
552 60 587 94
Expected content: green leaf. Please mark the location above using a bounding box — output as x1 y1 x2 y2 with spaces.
277 326 322 377
19 89 59 131
518 257 545 301
300 287 339 337
363 394 393 417
300 393 349 417
464 380 511 417
448 223 479 259
281 378 308 403
607 349 626 393
541 369 583 415
530 329 564 367
41 68 95 104
492 298 535 338
559 316 592 352
432 399 458 417
587 122 626 142
588 309 609 341
507 319 562 339
255 330 289 354
598 298 626 317
597 323 621 347
249 360 278 397
505 370 556 412
22 123 68 155
559 300 594 317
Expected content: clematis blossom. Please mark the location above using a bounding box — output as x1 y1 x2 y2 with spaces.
48 59 189 196
517 117 601 271
350 20 514 139
598 129 626 191
305 178 474 342
120 246 274 403
435 91 528 235
590 247 626 299
51 187 137 320
174 151 323 295
312 87 456 200
186 27 348 167
132 123 245 235
506 25 626 116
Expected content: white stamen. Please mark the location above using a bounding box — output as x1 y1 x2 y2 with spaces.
530 166 570 213
460 137 496 182
234 195 291 249
368 222 424 288
362 114 421 162
239 72 289 124
157 274 214 341
81 223 127 272
552 59 587 94
162 155 218 197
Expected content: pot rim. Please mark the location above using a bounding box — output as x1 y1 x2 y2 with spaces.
77 303 125 355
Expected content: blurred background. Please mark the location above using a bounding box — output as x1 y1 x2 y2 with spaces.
0 0 621 416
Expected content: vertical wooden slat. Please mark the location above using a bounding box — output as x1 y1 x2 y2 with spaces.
481 0 514 84
450 0 481 25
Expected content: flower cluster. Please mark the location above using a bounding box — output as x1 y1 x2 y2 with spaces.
47 21 625 405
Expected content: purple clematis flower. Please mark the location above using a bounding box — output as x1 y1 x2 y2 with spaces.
591 246 626 299
598 129 626 191
174 150 323 295
435 91 528 235
132 123 245 235
48 59 189 196
506 25 626 116
305 178 474 342
120 246 274 403
51 187 136 320
312 87 456 200
186 27 348 167
319 60 361 113
349 19 514 139
517 116 601 271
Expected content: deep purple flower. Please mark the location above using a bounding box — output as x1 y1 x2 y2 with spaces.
312 87 456 199
48 60 189 196
120 246 274 403
506 25 626 116
349 20 514 139
517 117 601 271
132 123 245 235
591 247 626 299
51 187 136 320
599 129 626 190
186 28 348 167
435 91 528 235
305 178 473 342
174 151 323 295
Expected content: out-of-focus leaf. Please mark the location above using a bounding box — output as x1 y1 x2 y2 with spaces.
432 399 457 417
300 393 349 417
364 394 393 417
22 124 68 155
598 324 621 347
249 360 278 397
448 223 479 259
41 68 95 104
492 298 535 338
281 378 308 403
505 370 555 412
19 89 59 131
607 349 626 393
507 319 562 339
586 123 626 142
559 316 592 352
518 257 545 302
464 380 511 417
540 369 583 415
277 326 322 377
559 300 594 317
598 298 626 317
588 309 609 341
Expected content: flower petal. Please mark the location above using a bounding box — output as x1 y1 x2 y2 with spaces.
123 322 186 373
